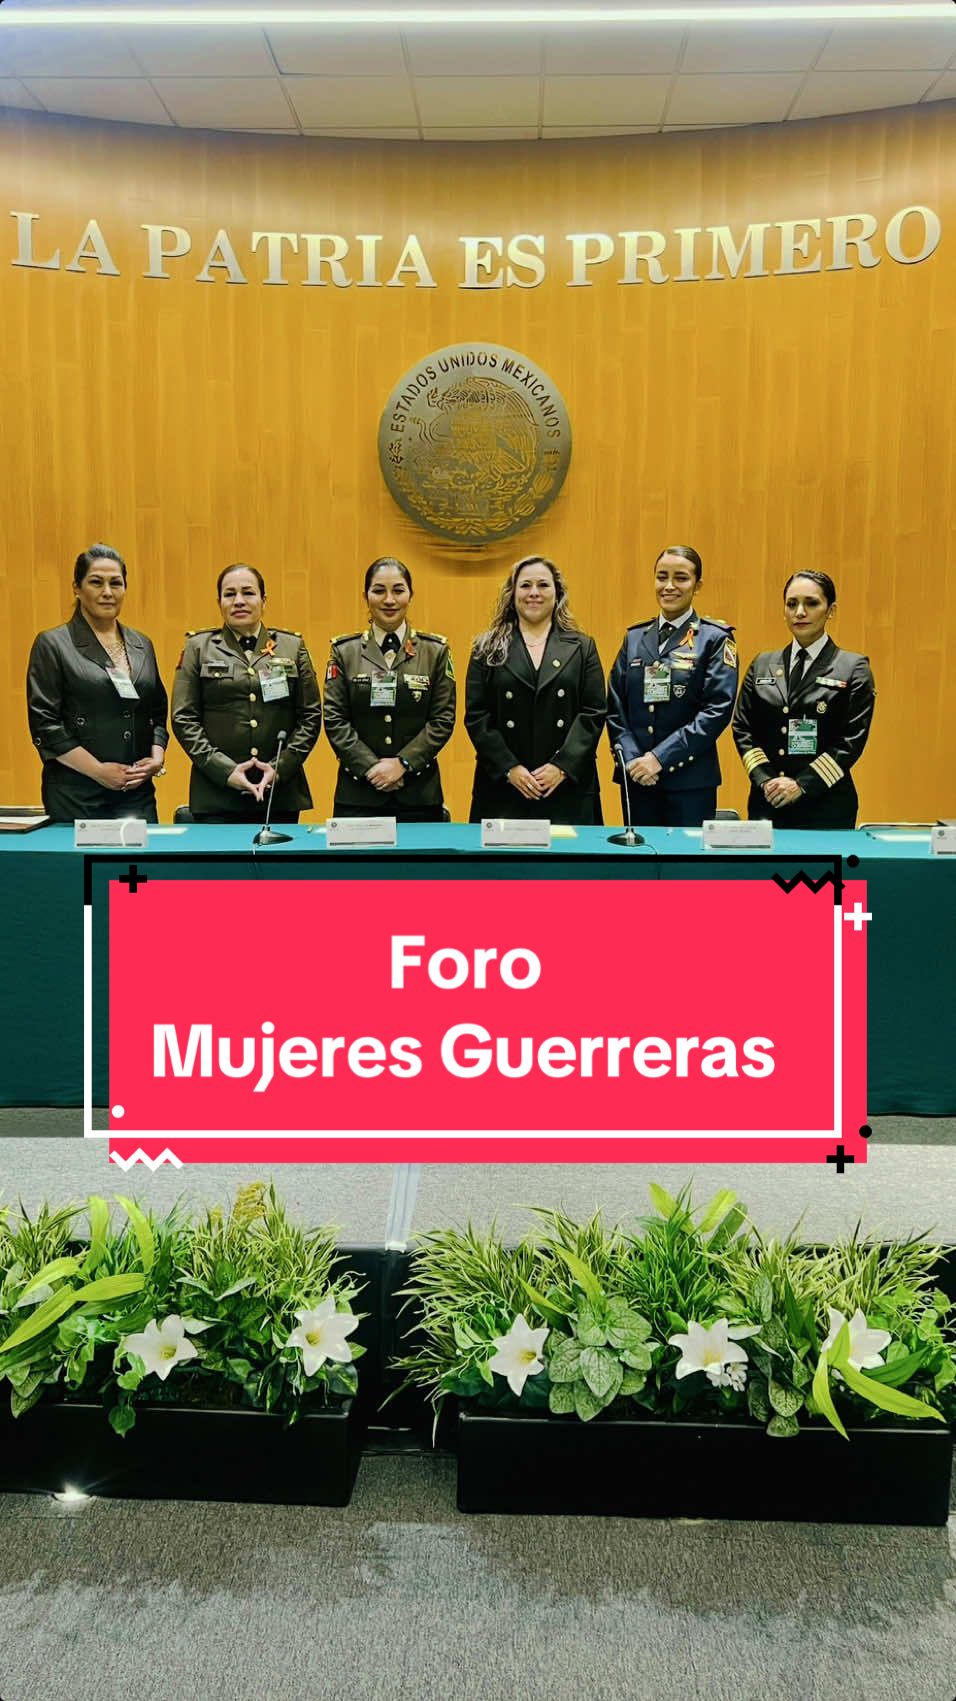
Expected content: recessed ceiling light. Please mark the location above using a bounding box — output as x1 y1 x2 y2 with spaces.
0 5 953 26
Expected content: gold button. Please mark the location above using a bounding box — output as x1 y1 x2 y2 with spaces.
778 748 785 756
385 737 392 746
552 659 560 668
251 747 259 757
385 715 392 723
249 694 256 702
505 690 513 699
647 726 653 734
782 705 789 713
506 720 515 728
557 688 565 698
556 718 565 728
250 719 258 728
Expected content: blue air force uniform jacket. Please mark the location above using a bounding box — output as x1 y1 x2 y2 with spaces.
732 638 875 829
606 615 738 791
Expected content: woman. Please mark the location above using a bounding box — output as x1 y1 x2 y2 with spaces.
733 571 875 829
606 545 738 827
172 564 322 824
465 556 605 825
26 543 168 822
323 557 456 822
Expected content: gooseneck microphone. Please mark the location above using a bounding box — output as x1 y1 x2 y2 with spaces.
607 743 645 847
253 731 292 846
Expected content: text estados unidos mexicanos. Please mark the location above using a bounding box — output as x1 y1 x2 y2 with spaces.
152 935 774 1093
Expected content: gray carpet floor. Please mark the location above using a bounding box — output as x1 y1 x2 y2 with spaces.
0 1456 954 1701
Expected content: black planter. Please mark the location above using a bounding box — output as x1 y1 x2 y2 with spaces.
457 1410 953 1526
0 1396 361 1506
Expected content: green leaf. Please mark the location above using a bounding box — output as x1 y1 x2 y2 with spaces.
648 1183 679 1221
605 1299 652 1349
574 1302 607 1347
697 1190 737 1235
838 1362 945 1424
115 1196 155 1272
620 1343 653 1371
116 1368 143 1392
109 1403 137 1437
547 1337 584 1384
477 1355 494 1387
18 1258 82 1301
766 1413 800 1438
747 1379 771 1423
520 1280 566 1327
619 1368 647 1397
73 1273 144 1306
579 1347 622 1402
752 1276 774 1323
573 1380 605 1422
0 1285 79 1353
863 1350 928 1388
707 1204 748 1253
548 1382 577 1415
812 1331 848 1441
547 1245 602 1307
84 1195 110 1274
790 1355 813 1389
768 1381 804 1418
760 1317 788 1355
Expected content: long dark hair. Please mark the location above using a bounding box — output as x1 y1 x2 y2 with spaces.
473 556 580 666
73 543 127 588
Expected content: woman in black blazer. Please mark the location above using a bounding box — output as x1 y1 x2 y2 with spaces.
26 544 168 822
465 556 606 825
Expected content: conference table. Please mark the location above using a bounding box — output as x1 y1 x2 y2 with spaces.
0 823 951 1114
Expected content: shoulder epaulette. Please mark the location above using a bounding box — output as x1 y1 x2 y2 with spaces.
185 628 215 638
271 628 302 638
412 629 448 644
330 630 362 645
700 616 734 631
626 618 656 634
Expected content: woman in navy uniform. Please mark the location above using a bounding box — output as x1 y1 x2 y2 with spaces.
606 545 738 827
171 564 321 824
733 570 875 830
26 543 168 822
323 557 456 822
465 556 605 825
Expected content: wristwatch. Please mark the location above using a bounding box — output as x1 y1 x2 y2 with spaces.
399 757 414 774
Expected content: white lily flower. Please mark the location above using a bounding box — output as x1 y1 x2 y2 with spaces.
488 1313 550 1397
287 1296 358 1377
668 1319 755 1384
121 1315 201 1382
821 1307 892 1370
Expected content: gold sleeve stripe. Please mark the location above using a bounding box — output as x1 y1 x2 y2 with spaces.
742 748 769 775
811 754 844 787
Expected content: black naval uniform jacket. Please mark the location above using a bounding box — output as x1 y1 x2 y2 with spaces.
26 611 169 821
171 625 322 818
606 614 738 793
733 638 875 829
322 626 457 813
465 628 606 825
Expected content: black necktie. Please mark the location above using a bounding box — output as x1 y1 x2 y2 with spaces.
239 634 257 652
790 648 808 697
381 631 400 655
658 623 675 650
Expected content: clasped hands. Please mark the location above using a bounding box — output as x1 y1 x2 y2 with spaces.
626 754 662 787
762 776 803 808
97 757 164 792
507 762 566 800
227 757 278 801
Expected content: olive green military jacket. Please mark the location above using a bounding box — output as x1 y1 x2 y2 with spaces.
171 625 321 817
323 626 456 811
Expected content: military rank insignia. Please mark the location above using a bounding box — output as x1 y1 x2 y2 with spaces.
326 661 338 681
723 638 738 668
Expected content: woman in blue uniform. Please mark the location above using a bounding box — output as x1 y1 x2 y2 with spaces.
606 545 738 827
733 570 875 829
465 555 605 825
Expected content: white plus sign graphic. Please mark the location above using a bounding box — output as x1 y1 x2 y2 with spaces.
843 902 872 932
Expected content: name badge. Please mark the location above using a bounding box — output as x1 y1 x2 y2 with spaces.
643 662 671 703
370 674 398 708
107 668 140 700
260 662 290 703
788 717 818 756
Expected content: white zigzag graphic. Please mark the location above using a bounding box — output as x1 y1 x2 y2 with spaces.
109 1147 184 1171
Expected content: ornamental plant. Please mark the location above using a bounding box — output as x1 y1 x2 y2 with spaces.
0 1185 364 1435
391 1185 954 1438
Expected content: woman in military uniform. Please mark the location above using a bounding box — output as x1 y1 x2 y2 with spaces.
323 557 456 822
26 543 168 822
733 570 875 830
465 556 605 825
171 564 322 823
606 545 738 828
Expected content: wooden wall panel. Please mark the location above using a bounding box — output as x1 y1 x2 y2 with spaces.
2 102 955 823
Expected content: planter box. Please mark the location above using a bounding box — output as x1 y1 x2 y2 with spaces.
457 1410 953 1526
0 1396 361 1506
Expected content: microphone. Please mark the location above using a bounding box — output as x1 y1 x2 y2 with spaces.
607 743 645 847
253 731 293 846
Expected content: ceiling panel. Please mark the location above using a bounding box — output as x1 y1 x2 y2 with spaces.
681 25 829 73
302 127 420 139
667 71 805 125
923 70 956 101
153 77 297 130
22 77 174 124
816 23 956 71
0 25 142 78
543 26 683 76
406 29 542 76
542 74 670 127
126 28 276 77
285 74 418 128
790 68 937 118
267 27 406 76
416 75 539 127
0 78 42 110
542 125 657 138
422 127 540 141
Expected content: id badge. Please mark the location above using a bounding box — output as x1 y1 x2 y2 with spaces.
260 662 290 703
643 663 671 704
370 673 398 709
788 717 818 757
107 668 139 701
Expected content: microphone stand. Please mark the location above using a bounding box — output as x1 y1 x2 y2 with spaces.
253 731 293 846
607 743 645 847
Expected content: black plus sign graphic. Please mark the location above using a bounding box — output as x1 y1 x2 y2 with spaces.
119 864 148 894
826 1144 855 1173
